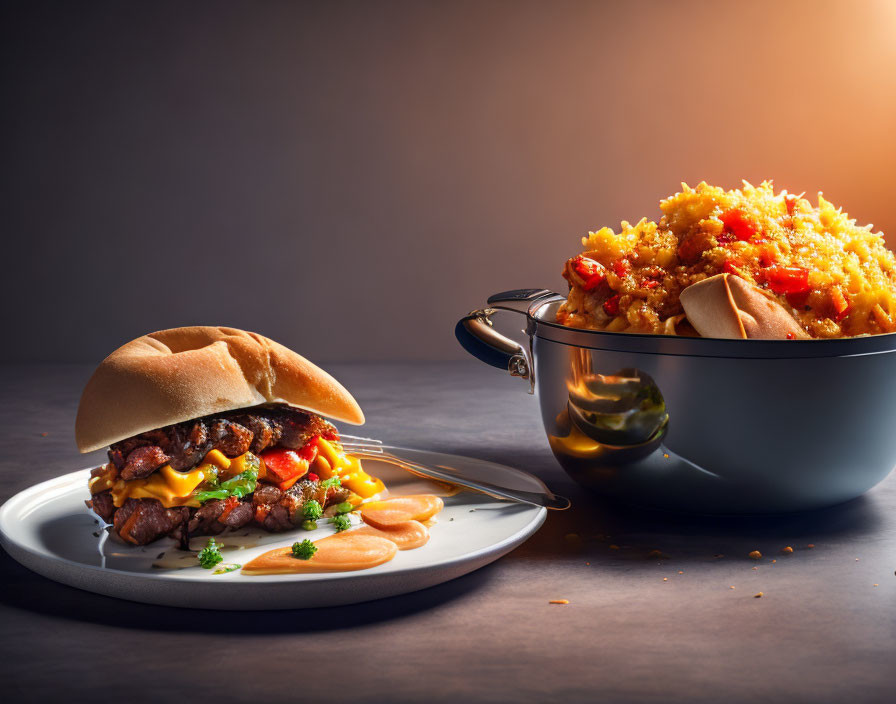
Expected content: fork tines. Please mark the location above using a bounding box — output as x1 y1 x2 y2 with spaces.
339 434 385 454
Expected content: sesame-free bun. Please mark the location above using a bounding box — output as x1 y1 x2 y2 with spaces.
75 326 364 453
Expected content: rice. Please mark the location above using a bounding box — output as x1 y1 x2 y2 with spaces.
556 181 896 337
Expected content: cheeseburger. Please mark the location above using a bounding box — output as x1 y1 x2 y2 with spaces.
76 326 383 546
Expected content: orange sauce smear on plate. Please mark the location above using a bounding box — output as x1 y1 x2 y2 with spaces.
241 494 442 575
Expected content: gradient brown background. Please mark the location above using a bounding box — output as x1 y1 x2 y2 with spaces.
3 0 896 362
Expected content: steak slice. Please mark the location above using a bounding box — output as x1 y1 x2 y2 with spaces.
207 419 253 457
278 493 304 525
86 490 115 523
113 498 189 545
220 501 253 528
120 445 171 480
272 409 334 449
108 404 337 473
253 484 283 506
262 503 292 532
234 414 275 454
166 421 208 471
188 499 227 535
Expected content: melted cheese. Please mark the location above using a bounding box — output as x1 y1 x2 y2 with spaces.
99 438 383 510
104 448 267 508
202 449 231 471
315 438 385 498
88 464 118 494
109 463 209 508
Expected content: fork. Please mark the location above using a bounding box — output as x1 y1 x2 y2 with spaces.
339 434 570 510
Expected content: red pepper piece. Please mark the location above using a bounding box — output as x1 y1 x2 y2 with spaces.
640 266 663 288
786 290 810 309
722 260 743 276
612 259 631 278
572 255 607 292
261 441 321 491
297 437 320 464
831 287 850 322
306 472 319 483
716 231 736 245
260 448 304 483
758 244 779 268
720 209 760 242
603 294 621 317
786 333 795 340
763 266 810 295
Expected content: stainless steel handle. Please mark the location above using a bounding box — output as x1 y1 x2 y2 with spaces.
454 289 556 390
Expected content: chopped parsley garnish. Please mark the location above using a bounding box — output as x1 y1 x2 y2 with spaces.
291 539 317 560
330 513 351 532
195 454 260 503
319 476 342 490
303 499 323 520
198 537 223 569
212 563 241 574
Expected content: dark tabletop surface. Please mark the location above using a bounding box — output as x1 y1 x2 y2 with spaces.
1 362 894 703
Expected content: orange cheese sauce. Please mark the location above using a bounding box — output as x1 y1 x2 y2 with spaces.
242 533 397 574
349 520 430 550
360 495 444 528
241 495 443 575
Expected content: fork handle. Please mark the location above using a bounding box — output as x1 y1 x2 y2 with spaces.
352 451 571 510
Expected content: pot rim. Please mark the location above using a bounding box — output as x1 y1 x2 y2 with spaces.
527 294 896 359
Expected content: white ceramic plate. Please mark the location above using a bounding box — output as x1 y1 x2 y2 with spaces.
0 446 547 610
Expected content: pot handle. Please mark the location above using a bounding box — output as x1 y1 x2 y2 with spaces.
455 289 556 390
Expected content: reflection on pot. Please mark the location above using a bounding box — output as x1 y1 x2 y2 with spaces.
549 349 668 465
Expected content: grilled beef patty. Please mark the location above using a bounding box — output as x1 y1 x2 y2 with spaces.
89 481 353 546
88 405 345 546
108 405 336 478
